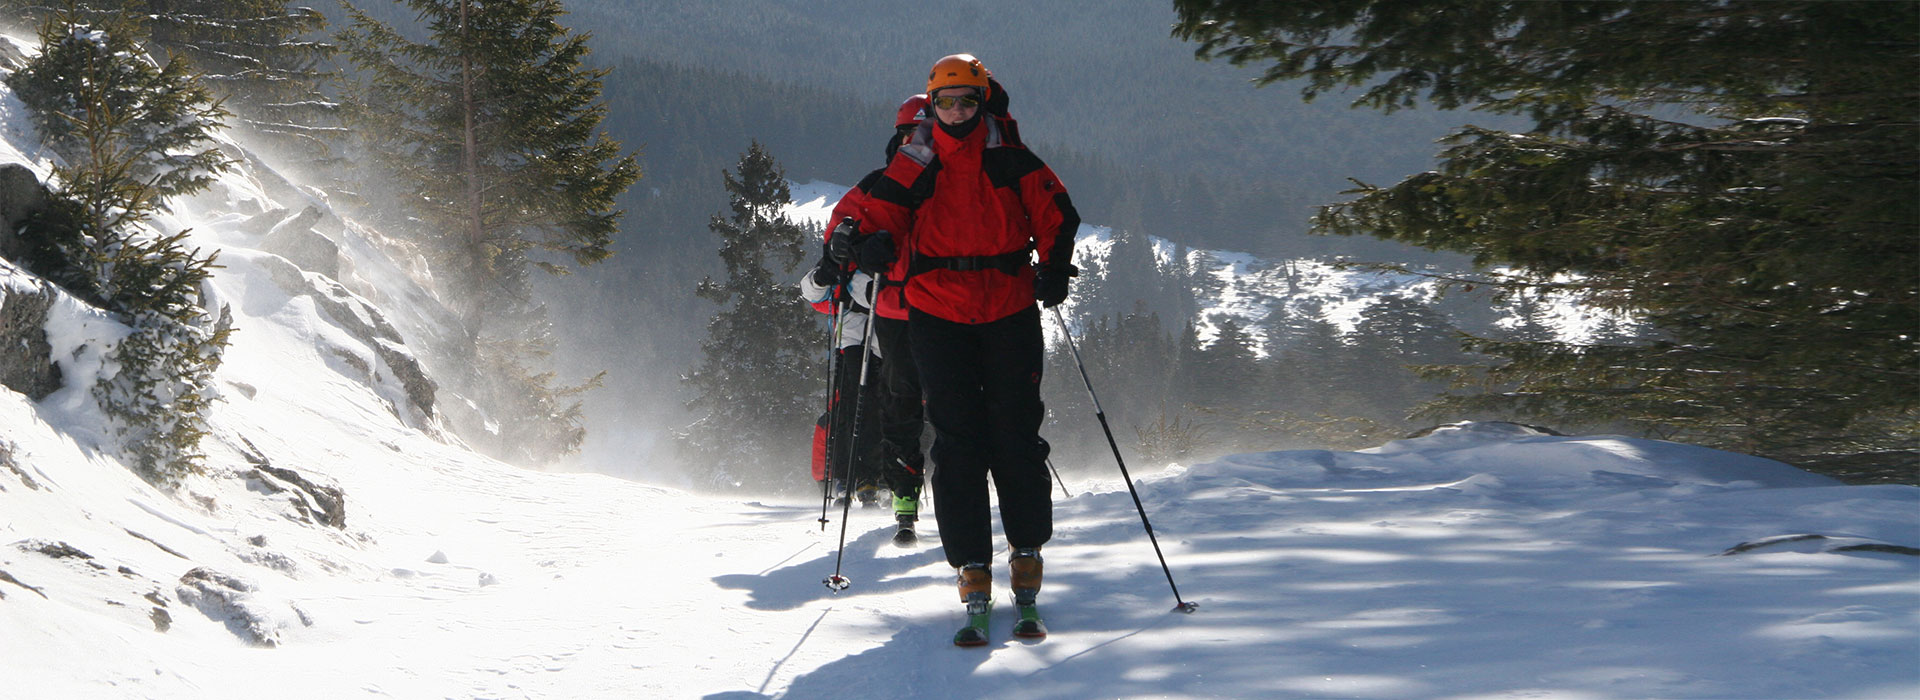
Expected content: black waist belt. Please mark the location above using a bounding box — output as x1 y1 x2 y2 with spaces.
908 249 1031 278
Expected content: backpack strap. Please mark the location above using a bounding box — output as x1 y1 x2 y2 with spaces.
908 246 1033 278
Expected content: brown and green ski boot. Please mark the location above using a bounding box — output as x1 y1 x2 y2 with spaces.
954 564 992 647
1010 548 1047 639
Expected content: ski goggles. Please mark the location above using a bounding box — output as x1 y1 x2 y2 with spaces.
930 93 981 110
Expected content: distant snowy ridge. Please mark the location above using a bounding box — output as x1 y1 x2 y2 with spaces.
786 180 1622 350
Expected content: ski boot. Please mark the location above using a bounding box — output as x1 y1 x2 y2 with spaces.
856 484 881 509
891 493 919 546
954 564 992 647
1010 548 1046 639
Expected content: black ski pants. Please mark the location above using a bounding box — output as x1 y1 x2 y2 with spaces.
826 342 884 490
873 315 926 499
911 305 1052 568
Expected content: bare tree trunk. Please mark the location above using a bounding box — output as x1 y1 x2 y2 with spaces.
459 0 485 291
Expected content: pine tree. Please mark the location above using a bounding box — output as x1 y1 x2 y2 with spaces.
1191 316 1263 412
1090 303 1202 463
1355 295 1463 363
338 0 638 465
678 143 819 489
1503 295 1560 344
1269 308 1365 418
8 10 230 216
466 308 604 465
339 0 639 310
1175 0 1920 463
1164 241 1199 323
7 9 232 485
1167 316 1205 411
143 0 340 153
1083 226 1160 324
1347 294 1462 419
1 1 340 154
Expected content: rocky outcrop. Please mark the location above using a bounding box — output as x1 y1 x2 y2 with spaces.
240 205 341 279
372 338 436 419
235 206 293 236
0 568 45 599
257 254 436 418
1 438 40 491
1 167 65 401
237 436 348 530
0 163 51 265
0 35 29 72
0 282 62 400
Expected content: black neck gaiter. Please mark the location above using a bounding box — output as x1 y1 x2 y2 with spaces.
938 113 981 140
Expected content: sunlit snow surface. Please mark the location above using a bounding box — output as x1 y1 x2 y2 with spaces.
3 58 1917 700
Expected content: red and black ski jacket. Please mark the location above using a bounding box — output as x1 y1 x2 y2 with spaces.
812 169 912 320
864 116 1079 325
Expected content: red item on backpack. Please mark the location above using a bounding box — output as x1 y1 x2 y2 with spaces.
810 412 830 481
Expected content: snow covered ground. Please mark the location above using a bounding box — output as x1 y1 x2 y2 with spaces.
4 64 1917 700
8 382 1918 700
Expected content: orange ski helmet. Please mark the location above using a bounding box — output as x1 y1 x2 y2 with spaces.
926 54 991 98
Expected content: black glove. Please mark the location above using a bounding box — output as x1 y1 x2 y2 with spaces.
810 254 843 287
825 217 856 265
855 231 895 272
1035 263 1077 308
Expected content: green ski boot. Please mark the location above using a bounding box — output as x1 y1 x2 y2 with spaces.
892 494 919 547
1010 548 1046 639
954 564 992 647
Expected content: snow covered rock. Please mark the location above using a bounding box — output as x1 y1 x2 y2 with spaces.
259 206 341 280
241 464 347 530
243 250 437 420
174 566 305 648
0 566 45 599
0 437 37 490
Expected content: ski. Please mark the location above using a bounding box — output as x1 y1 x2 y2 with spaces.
892 510 918 547
1013 604 1047 639
953 600 992 647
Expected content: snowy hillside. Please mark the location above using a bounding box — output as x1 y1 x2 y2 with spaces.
5 66 1918 700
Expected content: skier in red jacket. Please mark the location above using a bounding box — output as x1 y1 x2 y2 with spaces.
803 94 936 542
857 54 1080 641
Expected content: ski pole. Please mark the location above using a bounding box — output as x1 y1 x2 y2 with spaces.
818 293 848 530
1049 306 1197 613
824 284 880 592
1046 457 1071 498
